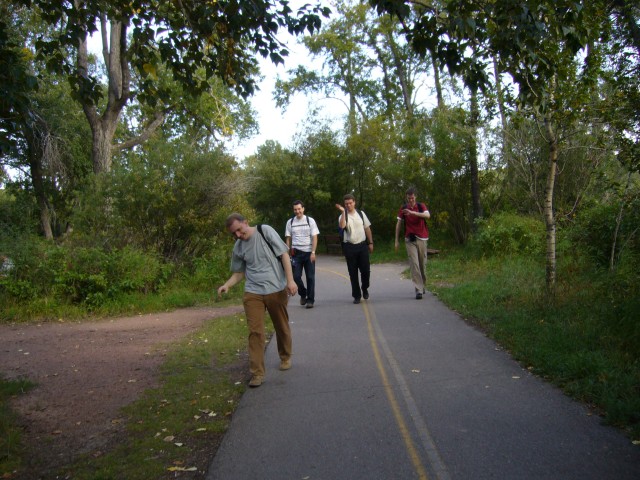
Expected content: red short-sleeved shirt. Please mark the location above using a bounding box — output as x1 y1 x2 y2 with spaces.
397 203 429 239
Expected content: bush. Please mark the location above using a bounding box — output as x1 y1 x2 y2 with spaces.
0 238 171 309
176 246 232 293
0 236 66 300
471 213 545 256
106 246 171 295
571 200 640 269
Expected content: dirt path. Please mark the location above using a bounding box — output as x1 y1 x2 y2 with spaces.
0 306 244 478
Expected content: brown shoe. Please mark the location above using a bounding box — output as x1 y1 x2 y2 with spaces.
249 375 264 387
279 359 292 371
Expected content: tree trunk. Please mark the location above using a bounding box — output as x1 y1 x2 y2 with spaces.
430 51 444 108
384 29 413 117
493 56 508 158
543 114 558 295
77 16 129 174
90 117 119 174
29 149 53 240
469 86 483 228
610 171 632 271
25 113 54 240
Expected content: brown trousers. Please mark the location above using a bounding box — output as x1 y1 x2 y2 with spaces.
243 290 292 377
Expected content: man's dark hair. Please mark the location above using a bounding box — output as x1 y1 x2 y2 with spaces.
343 193 355 202
292 200 304 207
406 187 417 196
225 213 246 228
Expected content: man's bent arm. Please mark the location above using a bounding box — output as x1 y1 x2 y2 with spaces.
218 272 245 295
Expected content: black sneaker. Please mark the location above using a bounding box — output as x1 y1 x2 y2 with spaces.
300 297 307 306
416 292 423 300
362 289 369 300
353 298 361 304
306 302 314 309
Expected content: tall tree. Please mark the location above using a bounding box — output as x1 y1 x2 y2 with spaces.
275 0 377 135
1 6 91 238
14 0 329 173
369 0 625 294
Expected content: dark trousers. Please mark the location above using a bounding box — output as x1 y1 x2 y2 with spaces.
343 242 370 299
291 250 315 302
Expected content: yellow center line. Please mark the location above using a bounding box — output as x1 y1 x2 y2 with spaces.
362 300 429 480
319 265 429 479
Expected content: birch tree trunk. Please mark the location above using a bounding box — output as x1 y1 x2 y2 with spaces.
610 171 632 271
493 56 508 159
430 53 444 108
543 114 558 294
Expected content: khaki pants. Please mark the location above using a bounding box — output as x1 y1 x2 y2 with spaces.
243 290 292 377
405 238 428 293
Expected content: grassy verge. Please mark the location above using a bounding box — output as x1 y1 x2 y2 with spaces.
426 248 640 440
0 288 243 324
369 238 411 264
0 377 36 476
55 312 260 479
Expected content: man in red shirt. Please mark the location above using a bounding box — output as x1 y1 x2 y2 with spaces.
394 187 430 299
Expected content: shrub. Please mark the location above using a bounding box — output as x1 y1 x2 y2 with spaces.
571 200 640 269
471 213 545 256
54 247 110 304
0 238 172 309
0 237 66 300
177 246 232 293
106 246 171 295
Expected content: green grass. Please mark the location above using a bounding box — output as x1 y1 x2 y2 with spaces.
426 248 640 439
0 286 243 323
1 377 36 477
54 312 256 479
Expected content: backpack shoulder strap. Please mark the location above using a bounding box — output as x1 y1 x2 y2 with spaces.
257 224 278 258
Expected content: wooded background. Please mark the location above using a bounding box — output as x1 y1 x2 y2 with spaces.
1 0 638 304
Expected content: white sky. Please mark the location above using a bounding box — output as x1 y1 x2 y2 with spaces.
226 35 345 160
227 43 318 159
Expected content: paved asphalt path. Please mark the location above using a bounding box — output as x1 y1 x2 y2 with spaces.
207 255 640 480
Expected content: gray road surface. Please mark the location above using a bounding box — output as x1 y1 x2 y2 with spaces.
207 255 640 480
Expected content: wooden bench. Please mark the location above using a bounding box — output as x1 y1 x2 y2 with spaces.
321 234 343 254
